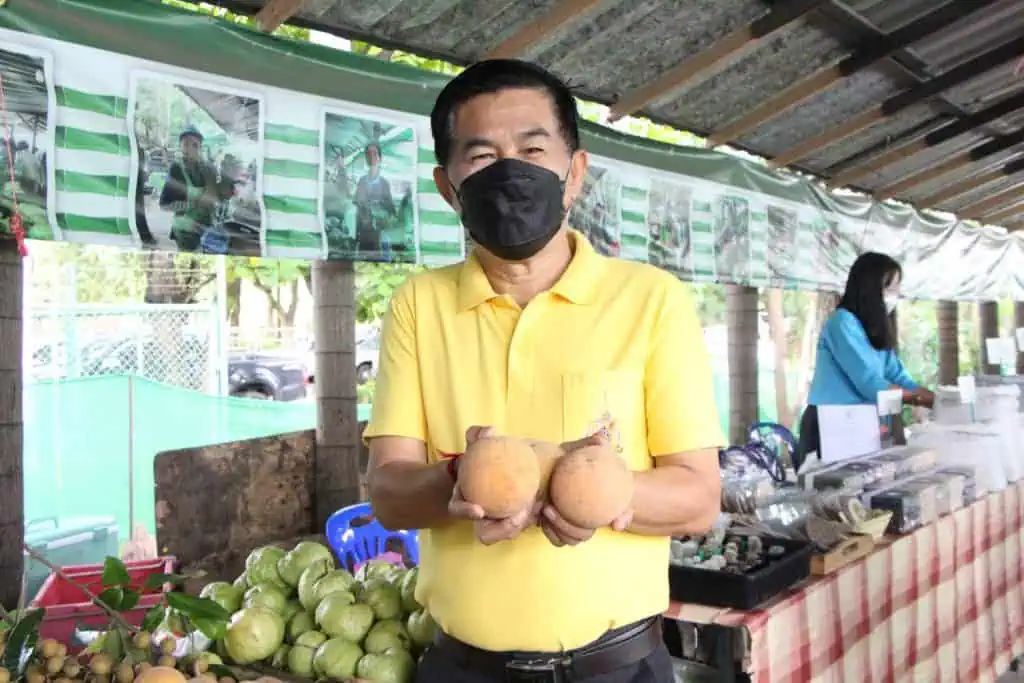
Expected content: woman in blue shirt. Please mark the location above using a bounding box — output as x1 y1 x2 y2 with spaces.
794 252 935 469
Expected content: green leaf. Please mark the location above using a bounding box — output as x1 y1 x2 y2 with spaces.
83 632 108 654
143 573 191 590
97 587 125 612
119 589 141 612
3 608 43 674
208 664 234 679
192 617 227 642
142 604 165 633
102 556 131 588
165 593 231 622
102 628 125 662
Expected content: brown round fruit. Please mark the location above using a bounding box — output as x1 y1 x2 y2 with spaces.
56 643 68 659
159 640 176 656
64 660 82 677
91 654 114 676
156 656 176 668
529 440 564 491
548 445 633 529
53 677 72 683
218 677 236 683
133 632 152 650
0 666 10 683
41 639 61 659
135 666 187 683
45 656 66 675
117 662 135 683
136 662 153 675
26 672 45 683
459 437 540 518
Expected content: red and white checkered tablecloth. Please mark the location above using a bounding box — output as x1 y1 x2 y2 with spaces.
665 481 1024 682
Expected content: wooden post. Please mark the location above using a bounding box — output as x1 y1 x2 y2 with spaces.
312 260 360 530
726 285 759 445
979 300 1000 375
937 301 960 385
0 237 23 609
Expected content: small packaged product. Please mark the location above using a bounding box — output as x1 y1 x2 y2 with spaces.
863 478 939 534
936 465 982 504
864 446 938 478
912 471 966 516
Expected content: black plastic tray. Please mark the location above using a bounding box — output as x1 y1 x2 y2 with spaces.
668 538 813 610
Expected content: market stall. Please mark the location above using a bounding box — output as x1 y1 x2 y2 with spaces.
667 482 1024 682
664 384 1024 682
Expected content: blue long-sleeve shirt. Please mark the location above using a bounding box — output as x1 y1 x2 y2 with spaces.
807 309 918 406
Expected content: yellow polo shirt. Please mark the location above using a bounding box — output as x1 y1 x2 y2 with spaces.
363 230 722 652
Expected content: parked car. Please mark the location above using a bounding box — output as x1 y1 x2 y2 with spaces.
355 329 380 385
75 333 309 401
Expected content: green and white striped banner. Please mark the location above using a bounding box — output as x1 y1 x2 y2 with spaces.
619 182 648 262
263 123 322 258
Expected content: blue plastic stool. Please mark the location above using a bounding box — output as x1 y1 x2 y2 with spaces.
325 502 419 574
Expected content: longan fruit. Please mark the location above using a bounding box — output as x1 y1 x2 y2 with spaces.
46 656 66 675
156 656 175 668
56 643 68 659
193 660 209 675
159 640 176 656
133 632 152 650
53 677 72 683
91 654 114 676
26 671 45 683
64 660 82 677
0 666 10 683
40 639 61 659
218 677 236 683
136 662 153 675
116 662 135 683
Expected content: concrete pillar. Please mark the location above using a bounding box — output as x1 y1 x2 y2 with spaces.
937 301 959 385
979 300 999 375
312 260 360 530
1015 303 1024 376
726 285 758 445
0 238 23 609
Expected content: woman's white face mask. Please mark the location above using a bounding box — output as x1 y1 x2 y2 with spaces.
884 290 900 314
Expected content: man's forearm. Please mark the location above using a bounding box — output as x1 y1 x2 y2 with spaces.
627 464 721 537
368 460 455 531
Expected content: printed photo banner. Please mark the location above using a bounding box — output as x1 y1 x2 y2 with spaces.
0 27 1021 301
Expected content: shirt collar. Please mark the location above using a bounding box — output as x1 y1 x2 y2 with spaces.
457 229 601 311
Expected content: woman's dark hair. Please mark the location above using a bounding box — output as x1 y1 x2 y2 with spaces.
838 252 902 350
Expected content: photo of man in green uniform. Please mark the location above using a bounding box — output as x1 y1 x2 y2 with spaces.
158 126 219 252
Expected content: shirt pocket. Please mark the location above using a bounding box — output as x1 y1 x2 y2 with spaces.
561 370 647 470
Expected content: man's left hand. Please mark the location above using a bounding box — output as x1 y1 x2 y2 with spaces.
537 426 634 546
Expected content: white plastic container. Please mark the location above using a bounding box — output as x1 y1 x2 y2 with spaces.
933 385 1022 482
909 422 1008 493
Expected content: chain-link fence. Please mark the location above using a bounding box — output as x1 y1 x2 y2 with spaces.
25 303 223 394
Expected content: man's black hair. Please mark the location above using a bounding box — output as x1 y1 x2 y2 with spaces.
838 251 902 350
430 59 580 168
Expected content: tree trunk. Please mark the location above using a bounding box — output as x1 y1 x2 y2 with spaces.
0 238 23 609
937 301 959 385
979 301 1000 375
226 277 242 327
792 292 838 415
313 260 361 526
726 285 758 444
765 289 792 427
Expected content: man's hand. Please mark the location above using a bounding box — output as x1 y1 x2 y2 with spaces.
537 428 634 547
448 426 541 546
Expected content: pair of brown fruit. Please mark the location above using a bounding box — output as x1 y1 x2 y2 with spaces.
458 437 633 530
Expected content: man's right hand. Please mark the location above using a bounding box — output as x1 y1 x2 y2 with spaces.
447 425 541 546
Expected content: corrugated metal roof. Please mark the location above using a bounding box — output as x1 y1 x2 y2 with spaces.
216 0 1024 226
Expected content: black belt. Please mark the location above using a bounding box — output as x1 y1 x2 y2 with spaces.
432 617 663 682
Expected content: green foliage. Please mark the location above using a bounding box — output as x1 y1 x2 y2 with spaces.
161 0 311 40
355 262 423 323
2 608 43 675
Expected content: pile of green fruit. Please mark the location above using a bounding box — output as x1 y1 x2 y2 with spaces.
199 541 436 683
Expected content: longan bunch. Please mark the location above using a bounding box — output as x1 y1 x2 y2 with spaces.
0 632 239 683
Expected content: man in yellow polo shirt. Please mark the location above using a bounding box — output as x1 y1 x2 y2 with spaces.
364 59 723 683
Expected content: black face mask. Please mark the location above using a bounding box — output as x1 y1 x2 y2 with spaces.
456 159 568 261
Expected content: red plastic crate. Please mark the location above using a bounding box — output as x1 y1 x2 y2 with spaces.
30 557 176 648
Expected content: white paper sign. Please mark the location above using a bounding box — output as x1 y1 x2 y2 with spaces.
957 375 976 404
986 337 1003 364
818 404 882 463
876 388 903 416
1016 327 1024 350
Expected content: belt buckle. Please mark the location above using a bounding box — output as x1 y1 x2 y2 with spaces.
504 656 570 683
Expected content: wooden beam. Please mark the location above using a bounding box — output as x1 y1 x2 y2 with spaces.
706 0 991 149
960 187 1024 220
983 197 1024 225
827 89 1024 189
768 35 1024 170
917 167 1006 208
875 127 1024 201
255 0 304 33
486 0 606 60
607 0 824 122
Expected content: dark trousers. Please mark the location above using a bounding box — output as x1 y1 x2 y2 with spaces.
794 405 820 472
414 640 675 683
